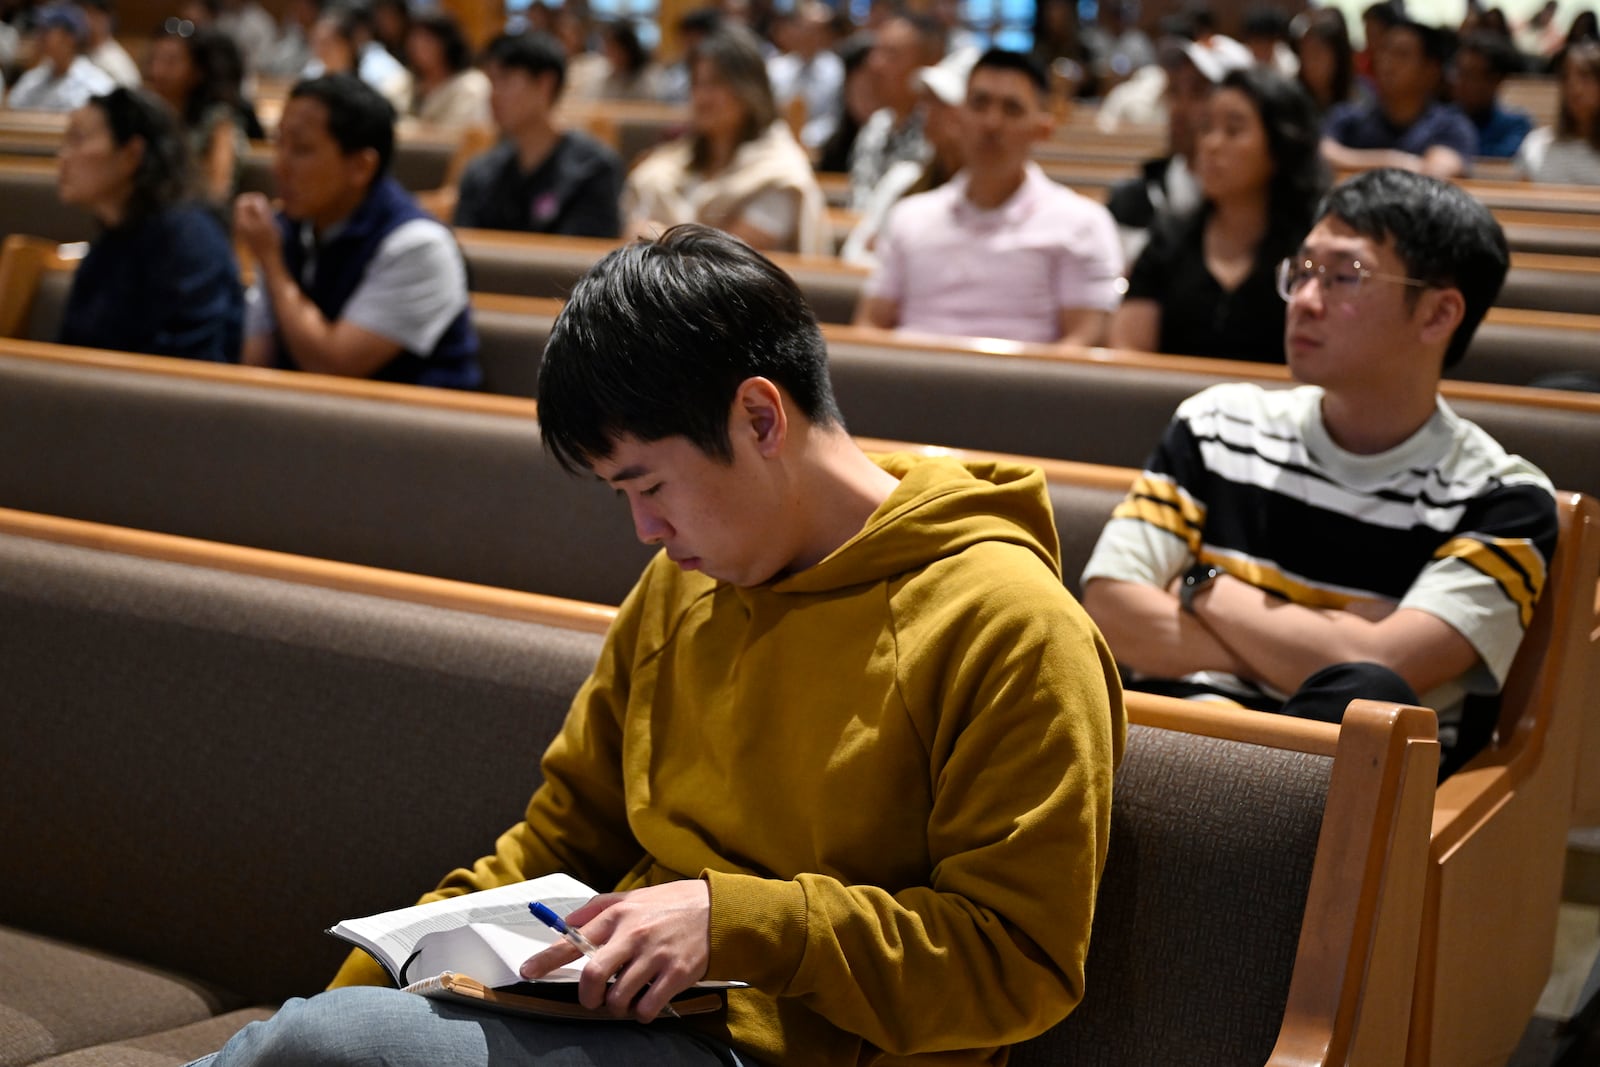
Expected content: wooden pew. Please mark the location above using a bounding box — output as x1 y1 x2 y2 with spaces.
0 504 1440 1065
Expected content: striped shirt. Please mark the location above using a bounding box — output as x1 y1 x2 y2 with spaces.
1082 383 1558 717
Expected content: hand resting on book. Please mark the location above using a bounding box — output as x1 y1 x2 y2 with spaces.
518 879 712 1024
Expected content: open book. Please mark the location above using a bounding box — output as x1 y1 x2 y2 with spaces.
328 873 741 1020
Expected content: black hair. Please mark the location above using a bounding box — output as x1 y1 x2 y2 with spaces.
1315 169 1508 368
971 47 1050 99
287 74 395 178
678 6 723 37
409 11 473 74
1363 1 1404 31
1457 28 1519 77
1185 3 1217 34
161 26 249 129
1216 66 1328 247
602 19 650 76
538 224 843 474
484 30 568 95
1243 6 1290 41
1389 18 1457 66
1294 7 1355 111
87 87 192 225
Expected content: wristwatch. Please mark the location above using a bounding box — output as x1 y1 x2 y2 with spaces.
1178 562 1223 614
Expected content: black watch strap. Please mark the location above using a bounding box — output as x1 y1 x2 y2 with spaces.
1179 563 1222 614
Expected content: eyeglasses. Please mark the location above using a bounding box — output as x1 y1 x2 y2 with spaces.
1275 257 1433 303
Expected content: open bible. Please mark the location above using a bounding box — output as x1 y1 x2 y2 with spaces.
329 873 740 1020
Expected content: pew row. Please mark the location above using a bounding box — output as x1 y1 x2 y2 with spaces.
0 341 1594 1065
0 507 1438 1066
7 228 1600 405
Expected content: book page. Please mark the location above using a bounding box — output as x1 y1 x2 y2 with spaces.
328 872 596 981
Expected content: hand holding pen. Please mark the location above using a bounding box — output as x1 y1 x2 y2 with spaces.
526 901 683 1020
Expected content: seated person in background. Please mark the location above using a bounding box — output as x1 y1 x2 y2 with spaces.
625 26 827 254
847 13 944 209
1241 5 1299 77
261 0 320 76
7 3 114 111
766 1 844 152
1105 36 1249 264
185 223 1125 1067
1294 7 1360 119
856 49 1122 347
145 27 252 205
816 33 876 173
1082 169 1558 777
840 50 971 266
653 5 721 103
56 87 242 362
308 5 411 114
1322 18 1477 178
83 0 140 87
594 19 661 101
234 75 481 389
405 12 490 126
1450 30 1533 157
1110 67 1327 362
454 31 622 237
1516 40 1600 184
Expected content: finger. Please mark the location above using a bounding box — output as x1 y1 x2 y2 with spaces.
518 941 582 980
577 951 623 1012
564 892 625 928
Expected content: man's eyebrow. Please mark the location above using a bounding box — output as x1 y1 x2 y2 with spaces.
599 464 651 485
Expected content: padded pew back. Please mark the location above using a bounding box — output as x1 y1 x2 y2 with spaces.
0 351 655 604
0 531 606 1005
1012 724 1332 1065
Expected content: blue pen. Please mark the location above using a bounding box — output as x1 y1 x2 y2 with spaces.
527 902 681 1018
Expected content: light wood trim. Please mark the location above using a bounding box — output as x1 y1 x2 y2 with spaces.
1270 700 1438 1067
0 337 541 418
0 234 59 338
0 506 617 635
1484 305 1600 332
1125 690 1340 757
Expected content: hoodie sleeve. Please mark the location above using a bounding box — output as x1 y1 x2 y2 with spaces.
328 572 651 990
702 558 1124 1055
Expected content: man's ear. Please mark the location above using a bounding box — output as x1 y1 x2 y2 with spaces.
732 376 788 458
345 146 381 192
1416 286 1465 348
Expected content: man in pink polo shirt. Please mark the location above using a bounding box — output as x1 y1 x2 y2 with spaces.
854 48 1123 348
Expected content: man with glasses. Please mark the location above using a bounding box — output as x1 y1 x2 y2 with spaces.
1081 168 1558 777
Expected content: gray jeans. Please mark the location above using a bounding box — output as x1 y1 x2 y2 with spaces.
185 986 758 1067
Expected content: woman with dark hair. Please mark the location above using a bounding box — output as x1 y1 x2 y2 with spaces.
596 19 660 100
145 25 256 202
623 26 825 253
1109 67 1327 362
55 87 243 362
1516 40 1600 183
816 34 876 173
1294 7 1358 116
405 12 489 125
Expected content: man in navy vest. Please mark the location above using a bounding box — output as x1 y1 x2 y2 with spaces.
235 74 481 389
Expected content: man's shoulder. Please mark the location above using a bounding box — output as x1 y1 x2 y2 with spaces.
1026 169 1117 227
460 140 517 185
1175 380 1304 421
555 129 624 173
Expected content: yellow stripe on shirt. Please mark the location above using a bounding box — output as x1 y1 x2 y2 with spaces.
1110 475 1205 554
1433 536 1545 628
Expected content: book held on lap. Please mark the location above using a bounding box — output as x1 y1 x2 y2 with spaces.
328 872 742 1020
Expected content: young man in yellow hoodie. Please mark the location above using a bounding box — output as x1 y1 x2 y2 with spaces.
190 224 1126 1067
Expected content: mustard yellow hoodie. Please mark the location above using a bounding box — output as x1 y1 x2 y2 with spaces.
332 453 1126 1065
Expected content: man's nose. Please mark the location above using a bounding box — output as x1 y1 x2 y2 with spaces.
629 499 670 546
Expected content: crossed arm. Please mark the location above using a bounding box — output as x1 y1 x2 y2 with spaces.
1082 572 1481 698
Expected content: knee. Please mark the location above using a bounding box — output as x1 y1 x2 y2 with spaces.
1283 661 1423 724
209 988 424 1067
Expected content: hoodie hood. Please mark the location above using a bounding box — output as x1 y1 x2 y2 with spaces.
773 452 1063 596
